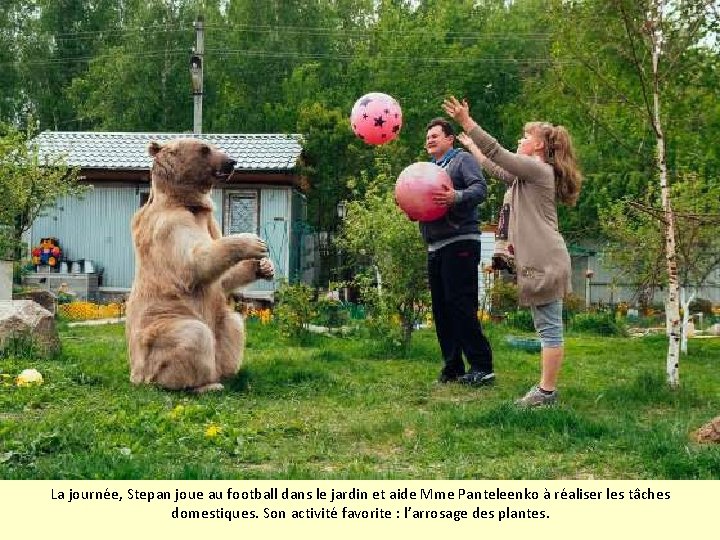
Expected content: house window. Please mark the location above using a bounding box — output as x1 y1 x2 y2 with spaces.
224 190 259 235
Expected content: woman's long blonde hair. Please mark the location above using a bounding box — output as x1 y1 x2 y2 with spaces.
525 122 582 206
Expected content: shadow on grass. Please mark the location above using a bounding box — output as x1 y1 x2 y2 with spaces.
466 402 612 440
632 426 720 479
225 361 334 397
311 349 350 363
602 370 704 408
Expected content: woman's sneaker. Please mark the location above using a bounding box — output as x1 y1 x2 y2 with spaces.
458 370 495 386
515 385 557 407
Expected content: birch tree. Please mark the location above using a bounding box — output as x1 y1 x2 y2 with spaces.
626 0 719 386
536 0 717 387
643 1 682 385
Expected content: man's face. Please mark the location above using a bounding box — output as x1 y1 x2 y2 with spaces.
425 125 454 159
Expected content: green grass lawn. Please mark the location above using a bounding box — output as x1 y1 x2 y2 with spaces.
1 321 719 479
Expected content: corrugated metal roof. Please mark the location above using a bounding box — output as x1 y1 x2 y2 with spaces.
33 131 304 171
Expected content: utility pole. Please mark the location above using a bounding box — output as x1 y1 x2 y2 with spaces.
190 16 204 135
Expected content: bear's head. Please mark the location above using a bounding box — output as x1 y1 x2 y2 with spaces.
147 139 236 202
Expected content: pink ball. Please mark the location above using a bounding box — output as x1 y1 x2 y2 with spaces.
395 162 452 222
350 92 402 145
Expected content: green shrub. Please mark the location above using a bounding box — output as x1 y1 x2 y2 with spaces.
505 309 535 332
563 293 584 315
570 312 627 336
489 278 518 313
274 281 316 344
313 297 350 328
688 297 713 316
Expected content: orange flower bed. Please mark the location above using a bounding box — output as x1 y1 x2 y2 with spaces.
58 301 124 320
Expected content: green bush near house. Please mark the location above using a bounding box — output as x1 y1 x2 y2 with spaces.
313 297 350 328
489 279 518 314
569 312 627 337
689 297 713 316
505 309 535 332
273 281 316 344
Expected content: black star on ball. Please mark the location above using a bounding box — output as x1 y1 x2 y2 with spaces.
359 97 372 107
392 125 400 133
374 116 386 127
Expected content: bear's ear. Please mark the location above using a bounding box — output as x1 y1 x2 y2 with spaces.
200 144 211 157
148 141 163 157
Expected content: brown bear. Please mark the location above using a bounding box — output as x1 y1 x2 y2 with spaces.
125 138 274 392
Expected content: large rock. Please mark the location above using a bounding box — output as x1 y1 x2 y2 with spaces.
707 323 720 337
13 290 57 315
695 416 720 444
0 300 60 356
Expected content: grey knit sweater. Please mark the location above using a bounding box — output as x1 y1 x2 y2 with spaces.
467 126 572 306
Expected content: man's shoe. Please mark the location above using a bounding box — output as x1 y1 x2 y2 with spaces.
515 385 557 407
458 370 495 386
437 370 464 383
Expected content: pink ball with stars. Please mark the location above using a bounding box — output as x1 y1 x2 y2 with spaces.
350 92 402 145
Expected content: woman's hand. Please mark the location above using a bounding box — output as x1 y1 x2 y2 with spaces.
457 132 480 153
442 96 475 132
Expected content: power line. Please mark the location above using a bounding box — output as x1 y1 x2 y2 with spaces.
208 48 573 65
0 46 572 69
27 21 553 41
203 22 553 40
24 23 190 39
1 49 189 68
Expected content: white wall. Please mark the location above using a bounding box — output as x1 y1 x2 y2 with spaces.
478 231 495 307
0 261 12 300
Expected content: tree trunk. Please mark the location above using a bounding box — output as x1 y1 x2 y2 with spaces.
650 2 681 387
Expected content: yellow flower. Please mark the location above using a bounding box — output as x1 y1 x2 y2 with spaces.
169 404 185 420
204 424 222 438
59 300 123 320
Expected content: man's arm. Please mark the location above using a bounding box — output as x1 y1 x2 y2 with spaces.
452 152 487 208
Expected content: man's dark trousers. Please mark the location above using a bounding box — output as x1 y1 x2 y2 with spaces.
428 239 493 378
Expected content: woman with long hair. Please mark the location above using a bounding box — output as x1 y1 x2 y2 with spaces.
442 96 582 407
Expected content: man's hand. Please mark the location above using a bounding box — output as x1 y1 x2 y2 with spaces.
432 183 456 207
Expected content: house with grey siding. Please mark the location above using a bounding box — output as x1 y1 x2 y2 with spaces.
27 131 313 301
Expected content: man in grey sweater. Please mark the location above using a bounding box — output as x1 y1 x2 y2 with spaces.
423 118 494 385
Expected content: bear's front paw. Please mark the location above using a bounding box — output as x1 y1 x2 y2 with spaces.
230 233 268 259
256 257 275 280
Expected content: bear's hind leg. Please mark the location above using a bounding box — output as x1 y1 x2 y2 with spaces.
215 310 245 379
143 318 218 390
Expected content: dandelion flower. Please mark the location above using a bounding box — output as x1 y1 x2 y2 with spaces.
205 424 222 438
